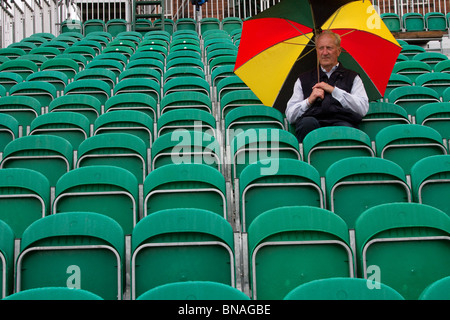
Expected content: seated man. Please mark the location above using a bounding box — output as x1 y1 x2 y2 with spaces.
285 30 369 143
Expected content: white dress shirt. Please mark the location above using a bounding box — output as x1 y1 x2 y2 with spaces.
285 64 369 124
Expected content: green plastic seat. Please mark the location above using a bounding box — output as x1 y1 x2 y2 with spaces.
403 12 425 31
159 91 212 117
175 18 197 31
0 72 23 93
166 57 205 72
231 128 301 182
131 208 235 299
392 60 432 84
0 219 14 298
355 202 450 300
381 13 401 32
248 206 354 300
0 113 19 152
375 124 447 175
163 66 205 85
284 277 404 300
225 105 285 145
325 157 411 229
156 108 216 138
0 59 38 80
163 76 210 97
137 281 249 300
151 130 221 172
385 74 413 99
126 57 164 78
1 135 73 186
29 112 90 150
416 102 450 140
4 287 103 300
53 166 139 234
94 110 154 148
26 70 69 96
113 78 161 104
64 79 111 107
0 96 42 135
84 19 106 35
143 163 227 219
74 68 116 91
0 47 26 60
49 95 102 124
9 81 57 110
40 57 80 80
359 101 410 141
200 17 221 35
15 212 124 300
303 126 374 177
411 155 450 217
425 12 447 31
413 52 448 69
106 18 128 37
61 19 82 34
415 72 450 98
220 90 263 119
104 92 157 122
419 276 450 300
76 132 148 183
29 46 61 59
64 46 96 62
119 67 161 86
434 59 450 73
239 159 323 232
222 17 243 34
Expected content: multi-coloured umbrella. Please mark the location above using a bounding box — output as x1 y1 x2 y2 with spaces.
234 0 402 112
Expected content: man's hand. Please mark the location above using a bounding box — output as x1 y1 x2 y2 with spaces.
313 82 335 94
308 86 325 105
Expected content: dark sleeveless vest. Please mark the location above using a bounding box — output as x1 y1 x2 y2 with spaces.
299 63 363 125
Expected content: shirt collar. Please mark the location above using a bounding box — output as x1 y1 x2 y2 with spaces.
320 63 340 77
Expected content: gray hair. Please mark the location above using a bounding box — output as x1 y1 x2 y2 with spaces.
315 30 341 47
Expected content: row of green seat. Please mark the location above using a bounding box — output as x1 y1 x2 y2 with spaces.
382 11 448 32
2 202 450 300
60 17 243 37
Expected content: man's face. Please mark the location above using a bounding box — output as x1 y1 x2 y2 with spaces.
316 33 342 72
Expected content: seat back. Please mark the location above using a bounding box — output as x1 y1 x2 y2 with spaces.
326 157 411 229
16 212 124 300
131 208 235 299
53 166 139 234
0 220 14 298
248 206 354 300
355 202 450 300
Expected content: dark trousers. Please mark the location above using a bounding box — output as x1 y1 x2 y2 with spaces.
294 116 357 143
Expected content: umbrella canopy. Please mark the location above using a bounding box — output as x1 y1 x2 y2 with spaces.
234 0 402 113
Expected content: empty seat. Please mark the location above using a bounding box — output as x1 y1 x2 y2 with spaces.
15 211 124 300
248 206 354 300
143 163 227 219
131 208 235 299
113 78 161 104
104 92 157 124
375 124 447 175
0 95 42 136
106 18 128 37
325 157 411 229
415 102 450 140
225 105 285 145
84 19 106 34
94 110 154 148
0 72 23 93
413 52 448 69
9 81 57 111
159 91 212 117
284 277 404 300
220 90 263 120
415 72 450 98
64 79 111 108
1 135 73 186
238 159 323 232
29 112 90 150
26 70 69 97
302 126 374 177
231 128 301 182
411 155 450 217
403 12 425 31
392 61 432 84
40 57 80 81
156 108 216 138
359 101 410 141
0 219 14 298
4 287 103 300
355 202 450 300
0 59 38 80
381 13 401 32
137 281 249 300
76 133 148 183
163 76 210 97
151 130 222 172
49 95 102 125
53 166 138 234
425 12 447 31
